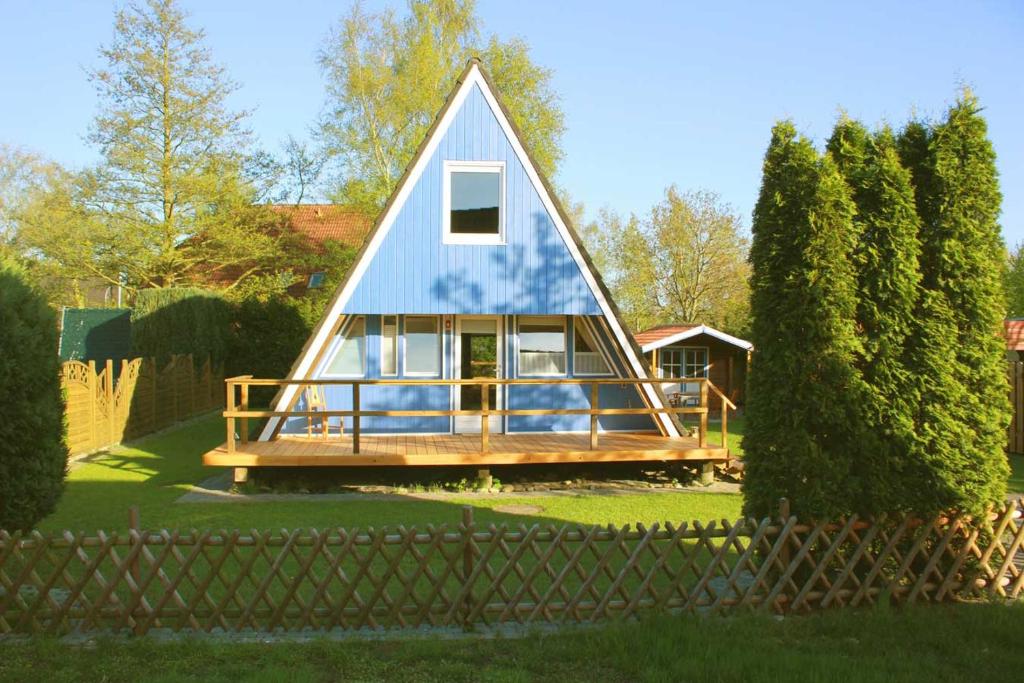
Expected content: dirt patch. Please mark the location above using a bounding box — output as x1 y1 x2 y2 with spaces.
493 504 545 515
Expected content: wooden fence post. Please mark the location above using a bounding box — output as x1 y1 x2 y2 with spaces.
105 359 115 446
170 356 179 425
461 505 475 627
187 354 196 419
128 505 142 635
88 360 97 452
778 497 792 568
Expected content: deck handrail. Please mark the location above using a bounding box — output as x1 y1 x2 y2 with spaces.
223 376 735 457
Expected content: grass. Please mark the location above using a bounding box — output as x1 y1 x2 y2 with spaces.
43 414 743 533
1 603 1021 682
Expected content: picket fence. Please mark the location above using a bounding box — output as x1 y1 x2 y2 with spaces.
61 354 224 456
0 501 1020 636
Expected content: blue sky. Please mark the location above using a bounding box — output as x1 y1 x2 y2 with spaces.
2 1 1022 243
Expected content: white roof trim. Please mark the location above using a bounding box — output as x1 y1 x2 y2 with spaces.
640 325 753 353
260 63 677 439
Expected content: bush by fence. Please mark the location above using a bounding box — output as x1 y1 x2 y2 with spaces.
61 354 224 456
0 501 1020 637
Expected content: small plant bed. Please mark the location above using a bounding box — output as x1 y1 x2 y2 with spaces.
235 460 739 496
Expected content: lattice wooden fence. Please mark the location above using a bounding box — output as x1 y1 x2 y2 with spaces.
1 501 1021 636
61 354 224 456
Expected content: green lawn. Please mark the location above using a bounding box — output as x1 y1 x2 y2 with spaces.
707 414 745 456
1 603 1021 682
44 414 743 533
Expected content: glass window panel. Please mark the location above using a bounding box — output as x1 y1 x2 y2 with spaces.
518 316 565 376
573 322 610 375
325 317 365 376
450 171 500 234
381 316 398 376
405 316 440 375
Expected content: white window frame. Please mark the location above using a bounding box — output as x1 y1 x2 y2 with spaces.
380 315 398 377
442 160 506 245
321 316 367 378
517 315 567 378
403 315 442 377
683 346 710 379
572 317 613 377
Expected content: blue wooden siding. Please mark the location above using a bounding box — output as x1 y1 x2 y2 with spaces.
344 84 601 316
280 315 657 435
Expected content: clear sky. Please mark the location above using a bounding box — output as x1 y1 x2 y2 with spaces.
2 0 1022 243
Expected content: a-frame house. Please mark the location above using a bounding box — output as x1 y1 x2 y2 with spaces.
206 61 733 479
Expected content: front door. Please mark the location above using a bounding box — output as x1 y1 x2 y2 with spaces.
454 316 503 433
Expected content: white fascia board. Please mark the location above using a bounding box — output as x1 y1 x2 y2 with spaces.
640 325 753 353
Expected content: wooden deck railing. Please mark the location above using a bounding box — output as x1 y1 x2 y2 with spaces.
222 377 736 455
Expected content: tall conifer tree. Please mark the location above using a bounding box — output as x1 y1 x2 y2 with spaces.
908 93 1010 508
743 122 865 519
827 121 922 513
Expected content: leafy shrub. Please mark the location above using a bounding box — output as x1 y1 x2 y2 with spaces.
0 256 68 530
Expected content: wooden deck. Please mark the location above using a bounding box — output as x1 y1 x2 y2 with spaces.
203 432 729 468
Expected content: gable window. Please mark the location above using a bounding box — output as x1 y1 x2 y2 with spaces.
573 320 611 376
404 315 441 376
381 315 398 376
443 161 505 244
518 316 566 376
324 316 366 377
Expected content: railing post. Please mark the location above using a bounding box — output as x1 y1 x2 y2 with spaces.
721 395 728 449
590 382 599 450
240 379 249 445
226 379 235 454
352 383 361 454
480 380 489 453
699 380 709 447
461 505 475 627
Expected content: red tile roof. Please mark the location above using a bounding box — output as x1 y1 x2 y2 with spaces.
633 324 700 347
271 204 372 251
1006 320 1024 351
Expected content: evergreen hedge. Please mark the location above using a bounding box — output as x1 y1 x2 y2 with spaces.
131 288 234 364
0 256 68 531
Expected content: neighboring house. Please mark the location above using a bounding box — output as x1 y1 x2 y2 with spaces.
206 60 737 481
1006 319 1024 360
635 324 752 410
197 204 372 294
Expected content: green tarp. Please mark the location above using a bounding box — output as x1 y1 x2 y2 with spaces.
59 308 132 364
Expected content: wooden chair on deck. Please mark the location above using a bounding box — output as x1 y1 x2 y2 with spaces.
305 385 343 439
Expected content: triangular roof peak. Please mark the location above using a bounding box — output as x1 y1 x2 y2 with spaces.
260 60 677 438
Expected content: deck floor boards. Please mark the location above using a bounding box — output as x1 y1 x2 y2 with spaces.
204 432 729 467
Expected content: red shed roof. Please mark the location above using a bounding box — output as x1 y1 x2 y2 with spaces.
634 324 752 352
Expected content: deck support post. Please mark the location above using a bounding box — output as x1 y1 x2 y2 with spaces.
589 383 599 450
699 461 715 486
480 380 489 453
352 383 360 454
476 468 492 489
233 467 249 485
226 380 235 454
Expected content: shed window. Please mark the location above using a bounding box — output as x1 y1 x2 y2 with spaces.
573 320 611 376
381 315 398 376
660 347 708 380
324 317 366 376
518 316 566 376
404 315 441 376
443 161 504 244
